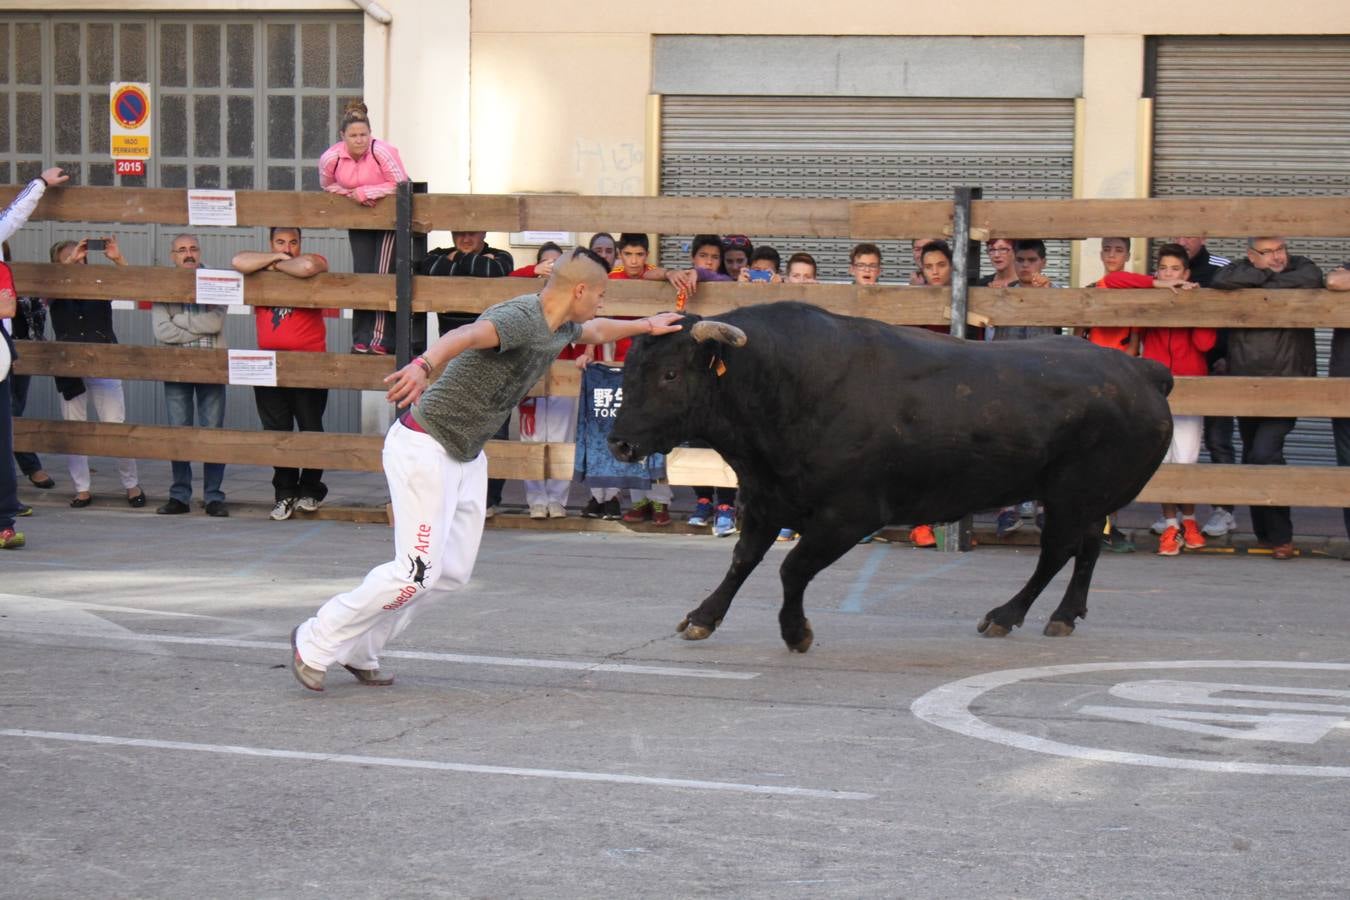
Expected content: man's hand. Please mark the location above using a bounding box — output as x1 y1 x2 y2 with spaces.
103 235 127 265
574 350 594 370
646 312 685 335
40 167 69 187
0 287 16 319
534 257 556 279
1023 272 1051 288
384 360 430 409
664 267 698 297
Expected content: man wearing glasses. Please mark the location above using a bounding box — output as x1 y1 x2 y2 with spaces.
1210 237 1324 559
849 243 883 285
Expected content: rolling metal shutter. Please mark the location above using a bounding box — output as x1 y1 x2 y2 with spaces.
1152 37 1350 466
659 96 1075 284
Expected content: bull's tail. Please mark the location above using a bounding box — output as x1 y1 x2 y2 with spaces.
1136 356 1174 397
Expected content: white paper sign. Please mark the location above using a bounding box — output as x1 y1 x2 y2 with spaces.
194 268 245 306
187 189 238 226
227 349 277 387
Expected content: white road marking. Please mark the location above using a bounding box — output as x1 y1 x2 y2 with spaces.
0 728 873 801
0 594 222 620
0 625 759 681
911 660 1350 777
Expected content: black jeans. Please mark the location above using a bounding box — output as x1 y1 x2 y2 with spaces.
1237 416 1296 545
1202 414 1236 512
254 386 329 502
1334 415 1350 540
9 373 43 477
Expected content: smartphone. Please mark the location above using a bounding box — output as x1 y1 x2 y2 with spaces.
86 239 107 251
748 268 773 282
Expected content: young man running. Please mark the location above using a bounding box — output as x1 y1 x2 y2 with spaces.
288 249 683 691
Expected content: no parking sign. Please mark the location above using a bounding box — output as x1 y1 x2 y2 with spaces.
109 82 152 176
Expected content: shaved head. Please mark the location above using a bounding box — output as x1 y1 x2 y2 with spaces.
547 247 609 290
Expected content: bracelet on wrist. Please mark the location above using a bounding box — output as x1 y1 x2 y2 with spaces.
413 355 433 375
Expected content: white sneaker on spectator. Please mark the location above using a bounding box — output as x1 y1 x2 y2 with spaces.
1019 501 1036 518
485 505 496 519
1150 516 1169 535
295 497 322 513
529 504 548 519
270 498 296 521
1202 508 1236 537
547 501 567 518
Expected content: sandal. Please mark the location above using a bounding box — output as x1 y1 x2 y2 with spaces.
28 471 56 489
70 493 93 508
127 488 147 508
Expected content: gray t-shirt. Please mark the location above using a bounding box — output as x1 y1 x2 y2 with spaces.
412 294 583 461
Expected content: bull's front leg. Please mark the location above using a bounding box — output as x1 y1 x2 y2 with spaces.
678 505 777 641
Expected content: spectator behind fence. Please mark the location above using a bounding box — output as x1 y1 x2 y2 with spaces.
3 240 54 492
1324 262 1350 540
722 235 753 282
153 234 228 517
286 248 684 692
588 232 616 270
1 166 67 549
48 237 145 510
1169 236 1237 539
737 246 783 283
232 227 331 522
512 243 579 518
908 238 940 285
978 238 1017 288
1141 243 1216 556
850 242 883 286
319 99 411 356
420 230 514 516
681 235 737 535
786 252 818 283
991 238 1061 537
1210 237 1324 560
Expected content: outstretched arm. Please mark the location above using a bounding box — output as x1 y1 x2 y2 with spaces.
577 312 684 345
383 319 501 408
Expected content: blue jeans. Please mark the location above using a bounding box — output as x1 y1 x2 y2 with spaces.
165 381 226 504
9 373 43 476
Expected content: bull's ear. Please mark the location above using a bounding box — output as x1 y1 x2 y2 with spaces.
690 320 748 347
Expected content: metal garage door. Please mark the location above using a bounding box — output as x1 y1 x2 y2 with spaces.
1152 36 1350 466
659 96 1075 284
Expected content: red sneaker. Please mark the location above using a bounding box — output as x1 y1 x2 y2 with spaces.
651 503 671 526
1157 525 1181 556
1181 518 1206 550
0 528 25 549
910 524 936 548
622 500 653 523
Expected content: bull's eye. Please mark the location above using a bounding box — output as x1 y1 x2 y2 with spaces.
662 369 679 382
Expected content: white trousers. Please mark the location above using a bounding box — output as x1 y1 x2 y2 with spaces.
1163 414 1203 465
296 421 487 671
58 377 138 493
520 395 575 506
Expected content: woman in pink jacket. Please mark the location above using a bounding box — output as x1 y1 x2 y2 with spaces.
318 100 409 355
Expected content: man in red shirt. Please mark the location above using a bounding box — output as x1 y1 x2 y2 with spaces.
232 228 330 521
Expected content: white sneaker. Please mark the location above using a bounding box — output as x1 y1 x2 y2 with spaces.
1202 508 1236 537
295 496 321 513
1150 515 1169 535
1019 501 1036 518
484 505 496 519
547 502 567 518
269 498 296 521
529 503 548 519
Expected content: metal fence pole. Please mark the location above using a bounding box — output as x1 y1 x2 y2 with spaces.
940 186 983 553
394 180 415 371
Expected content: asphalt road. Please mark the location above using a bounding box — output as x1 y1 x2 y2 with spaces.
2 505 1348 898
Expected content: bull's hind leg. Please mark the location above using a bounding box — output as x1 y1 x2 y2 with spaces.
1042 516 1105 637
977 508 1085 638
677 506 777 641
776 530 864 652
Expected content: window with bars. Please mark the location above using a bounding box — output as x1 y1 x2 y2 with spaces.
0 13 363 191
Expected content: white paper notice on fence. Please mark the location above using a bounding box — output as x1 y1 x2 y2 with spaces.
187 189 238 226
194 268 245 305
227 349 277 387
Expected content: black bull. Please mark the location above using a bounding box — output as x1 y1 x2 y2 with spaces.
608 302 1174 650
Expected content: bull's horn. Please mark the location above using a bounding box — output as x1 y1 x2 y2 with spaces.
690 320 748 347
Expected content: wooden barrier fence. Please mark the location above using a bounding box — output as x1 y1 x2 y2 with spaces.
4 185 1349 510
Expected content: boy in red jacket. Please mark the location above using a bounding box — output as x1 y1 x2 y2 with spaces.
1141 243 1215 555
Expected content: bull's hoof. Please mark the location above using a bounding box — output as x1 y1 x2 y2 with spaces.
677 617 718 641
1043 620 1076 637
977 615 1010 638
785 620 814 653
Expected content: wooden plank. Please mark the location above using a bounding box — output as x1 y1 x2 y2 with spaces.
412 194 524 233
1170 377 1350 417
520 195 853 238
0 185 396 229
972 197 1350 240
847 200 955 240
1137 463 1350 506
969 287 1350 328
10 420 550 481
12 342 395 390
8 262 395 310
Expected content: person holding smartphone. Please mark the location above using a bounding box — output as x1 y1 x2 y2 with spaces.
737 246 783 283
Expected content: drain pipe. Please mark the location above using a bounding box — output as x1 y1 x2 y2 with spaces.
349 0 392 25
